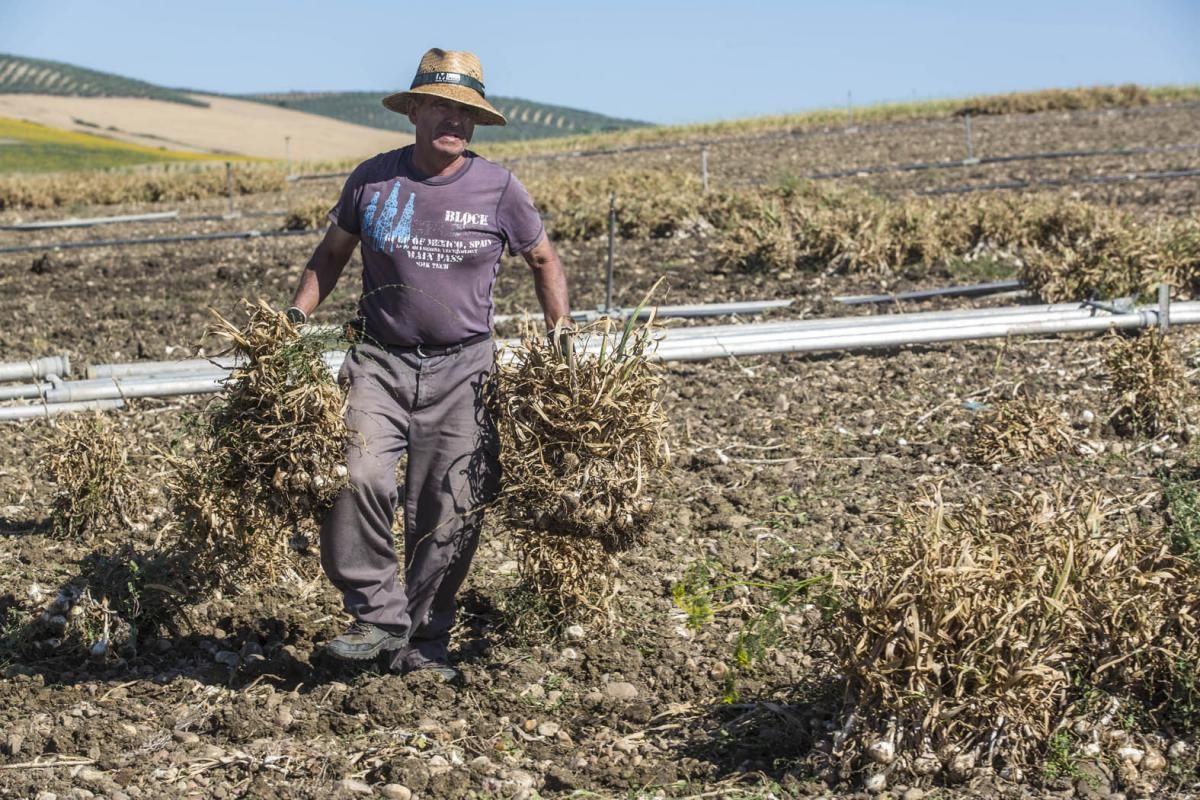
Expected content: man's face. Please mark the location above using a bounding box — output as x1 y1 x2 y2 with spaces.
409 96 477 159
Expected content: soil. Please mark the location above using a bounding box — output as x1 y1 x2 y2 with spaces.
0 104 1197 799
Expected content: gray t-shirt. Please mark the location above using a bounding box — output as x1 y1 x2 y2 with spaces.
330 146 545 346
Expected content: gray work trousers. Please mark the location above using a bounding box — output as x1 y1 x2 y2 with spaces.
320 338 499 670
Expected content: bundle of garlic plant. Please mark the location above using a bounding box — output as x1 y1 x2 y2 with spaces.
42 412 147 540
826 485 1200 788
16 544 186 661
491 296 669 553
1103 329 1187 436
965 385 1077 465
169 299 348 585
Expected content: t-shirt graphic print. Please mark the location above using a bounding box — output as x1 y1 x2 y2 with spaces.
362 185 416 254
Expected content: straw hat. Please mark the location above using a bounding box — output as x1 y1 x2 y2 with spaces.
382 48 506 126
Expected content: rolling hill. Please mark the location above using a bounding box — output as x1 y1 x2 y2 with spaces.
0 53 414 167
243 91 650 142
0 52 649 169
0 53 206 107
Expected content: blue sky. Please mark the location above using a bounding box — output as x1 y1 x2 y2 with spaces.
0 0 1196 125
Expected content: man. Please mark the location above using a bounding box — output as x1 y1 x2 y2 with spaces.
287 48 570 679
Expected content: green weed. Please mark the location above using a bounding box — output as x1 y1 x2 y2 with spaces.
1163 466 1200 562
672 560 719 630
945 254 1018 283
1042 731 1082 782
672 560 826 701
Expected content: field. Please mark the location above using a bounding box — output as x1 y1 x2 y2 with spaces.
0 117 223 174
0 93 1199 799
0 94 408 165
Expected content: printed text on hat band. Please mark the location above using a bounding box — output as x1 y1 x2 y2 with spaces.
410 72 486 97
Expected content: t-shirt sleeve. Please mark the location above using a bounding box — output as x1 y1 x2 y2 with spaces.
328 166 367 235
496 172 546 256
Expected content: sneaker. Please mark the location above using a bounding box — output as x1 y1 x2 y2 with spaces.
325 620 409 661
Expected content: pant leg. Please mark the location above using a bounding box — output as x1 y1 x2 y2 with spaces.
388 340 499 668
319 342 415 630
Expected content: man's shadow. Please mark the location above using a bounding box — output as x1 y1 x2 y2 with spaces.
1 535 504 692
0 514 51 538
1 541 357 692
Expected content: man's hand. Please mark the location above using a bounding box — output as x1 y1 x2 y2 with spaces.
548 326 574 358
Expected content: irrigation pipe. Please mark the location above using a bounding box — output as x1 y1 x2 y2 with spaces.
663 302 1106 339
279 103 1200 179
918 167 1200 196
0 210 288 233
835 280 1024 305
496 102 1200 167
0 354 70 382
9 300 1196 414
0 398 124 421
289 138 1199 185
0 382 53 401
295 299 797 341
0 228 319 256
28 375 228 404
65 298 1144 381
93 295 1068 380
649 304 1200 362
287 171 353 183
18 352 345 403
0 211 179 231
803 142 1200 181
88 357 237 379
495 298 794 326
77 305 1095 384
653 312 1121 352
87 351 343 380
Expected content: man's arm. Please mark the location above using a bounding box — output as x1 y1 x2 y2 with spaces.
289 224 360 317
522 235 570 329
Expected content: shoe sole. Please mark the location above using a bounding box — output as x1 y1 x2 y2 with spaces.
403 663 460 682
326 634 408 661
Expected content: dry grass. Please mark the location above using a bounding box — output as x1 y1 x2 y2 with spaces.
532 173 1200 299
827 486 1200 783
283 199 332 231
491 315 669 551
712 196 798 275
1103 330 1188 436
966 386 1077 464
956 84 1152 116
724 188 1197 295
0 161 286 211
167 300 348 587
532 170 707 241
1012 203 1191 302
504 531 619 633
41 413 147 539
489 303 669 624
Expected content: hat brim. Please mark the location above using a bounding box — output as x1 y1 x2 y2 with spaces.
383 85 506 126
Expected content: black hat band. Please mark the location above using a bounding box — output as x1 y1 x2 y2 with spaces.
410 71 486 97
